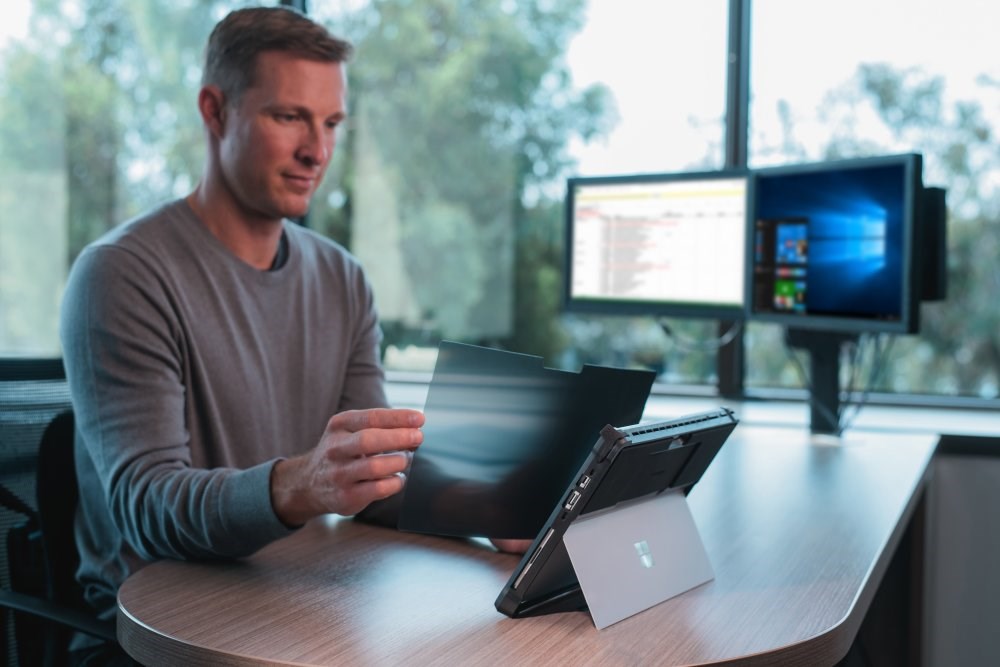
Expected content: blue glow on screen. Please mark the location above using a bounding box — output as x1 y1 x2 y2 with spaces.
757 165 905 318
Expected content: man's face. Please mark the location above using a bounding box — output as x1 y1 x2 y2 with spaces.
217 51 346 224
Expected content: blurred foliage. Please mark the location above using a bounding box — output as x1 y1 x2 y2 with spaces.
1 1 996 399
0 0 223 262
747 63 999 397
313 0 615 357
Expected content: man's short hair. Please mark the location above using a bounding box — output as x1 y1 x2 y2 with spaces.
202 6 353 104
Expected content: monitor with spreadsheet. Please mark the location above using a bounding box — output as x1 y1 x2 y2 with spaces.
563 170 749 320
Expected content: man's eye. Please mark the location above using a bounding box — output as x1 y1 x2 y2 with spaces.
276 113 298 122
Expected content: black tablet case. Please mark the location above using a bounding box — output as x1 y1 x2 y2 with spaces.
495 407 738 618
397 341 656 539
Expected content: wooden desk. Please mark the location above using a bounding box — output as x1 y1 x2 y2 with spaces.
117 427 936 666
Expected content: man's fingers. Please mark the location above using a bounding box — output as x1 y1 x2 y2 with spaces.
361 474 407 501
340 474 407 516
344 451 411 481
490 538 534 554
323 408 424 458
336 426 422 458
329 408 424 432
308 408 423 516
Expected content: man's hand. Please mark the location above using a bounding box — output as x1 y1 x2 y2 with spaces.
490 538 533 554
270 408 424 526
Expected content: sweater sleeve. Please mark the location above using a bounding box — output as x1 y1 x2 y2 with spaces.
61 245 294 562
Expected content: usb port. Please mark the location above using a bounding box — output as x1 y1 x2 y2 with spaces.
564 490 582 511
578 474 591 489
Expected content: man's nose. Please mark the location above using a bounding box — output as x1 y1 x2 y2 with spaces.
298 124 332 166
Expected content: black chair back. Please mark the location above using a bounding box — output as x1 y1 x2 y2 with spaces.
0 359 113 666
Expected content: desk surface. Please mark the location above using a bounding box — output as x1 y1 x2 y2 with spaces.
118 426 936 666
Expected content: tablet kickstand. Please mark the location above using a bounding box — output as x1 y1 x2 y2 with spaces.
562 490 714 629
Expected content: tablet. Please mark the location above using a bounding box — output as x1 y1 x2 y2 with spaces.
495 407 738 618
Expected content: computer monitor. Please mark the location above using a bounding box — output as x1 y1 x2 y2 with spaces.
747 153 925 435
748 153 924 334
564 170 750 320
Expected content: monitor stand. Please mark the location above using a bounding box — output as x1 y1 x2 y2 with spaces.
785 328 859 437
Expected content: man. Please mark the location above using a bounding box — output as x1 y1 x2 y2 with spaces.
61 6 526 665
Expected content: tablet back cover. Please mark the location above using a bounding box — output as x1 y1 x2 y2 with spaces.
495 408 737 618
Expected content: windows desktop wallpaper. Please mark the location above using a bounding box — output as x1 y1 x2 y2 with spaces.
754 164 907 320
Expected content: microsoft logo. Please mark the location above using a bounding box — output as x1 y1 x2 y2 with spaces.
634 540 654 568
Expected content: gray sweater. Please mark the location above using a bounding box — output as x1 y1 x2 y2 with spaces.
60 199 388 622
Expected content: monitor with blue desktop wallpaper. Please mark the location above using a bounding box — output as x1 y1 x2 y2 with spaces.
564 170 749 320
748 154 924 334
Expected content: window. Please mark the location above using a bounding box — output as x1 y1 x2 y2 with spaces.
0 0 276 356
2 0 996 406
313 0 730 383
747 0 1000 399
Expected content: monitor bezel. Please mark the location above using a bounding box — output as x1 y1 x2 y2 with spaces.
745 153 924 335
562 168 751 321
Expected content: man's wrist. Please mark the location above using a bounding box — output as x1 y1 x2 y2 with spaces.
269 457 314 528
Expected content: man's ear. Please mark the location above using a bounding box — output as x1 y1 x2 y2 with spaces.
197 85 228 138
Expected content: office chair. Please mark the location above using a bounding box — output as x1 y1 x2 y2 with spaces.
0 359 116 667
